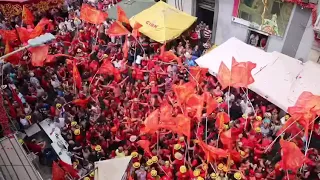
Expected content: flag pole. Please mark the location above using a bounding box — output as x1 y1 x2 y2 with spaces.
205 117 208 143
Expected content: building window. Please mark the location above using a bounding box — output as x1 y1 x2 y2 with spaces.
232 0 293 37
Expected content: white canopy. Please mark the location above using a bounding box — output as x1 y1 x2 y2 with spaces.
94 156 132 180
196 37 320 111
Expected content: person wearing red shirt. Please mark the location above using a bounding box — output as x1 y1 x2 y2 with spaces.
147 169 158 180
176 165 190 180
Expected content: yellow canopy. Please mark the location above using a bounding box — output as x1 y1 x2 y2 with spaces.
130 1 197 43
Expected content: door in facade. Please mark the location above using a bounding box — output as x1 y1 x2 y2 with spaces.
196 0 215 29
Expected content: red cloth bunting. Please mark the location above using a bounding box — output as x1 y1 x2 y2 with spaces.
59 160 79 179
52 161 65 180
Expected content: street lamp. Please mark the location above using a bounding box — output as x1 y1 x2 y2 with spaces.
0 33 55 60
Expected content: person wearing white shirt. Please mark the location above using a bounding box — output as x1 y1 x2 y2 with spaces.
135 54 143 65
20 116 30 128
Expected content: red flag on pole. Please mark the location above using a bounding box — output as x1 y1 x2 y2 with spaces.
73 60 82 90
217 62 231 90
0 30 18 42
72 98 90 108
107 21 130 36
16 27 30 43
80 4 108 24
141 109 159 134
29 18 51 39
137 140 152 156
122 36 129 59
230 57 256 88
22 5 34 25
29 45 49 67
117 6 130 24
4 41 21 65
58 160 79 179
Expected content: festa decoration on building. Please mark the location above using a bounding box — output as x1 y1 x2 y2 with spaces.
0 0 64 18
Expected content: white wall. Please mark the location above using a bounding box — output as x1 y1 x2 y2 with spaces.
295 14 314 61
215 0 248 45
167 0 193 15
215 0 298 55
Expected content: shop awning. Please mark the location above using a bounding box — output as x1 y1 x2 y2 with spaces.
130 1 197 43
94 156 132 180
195 37 320 111
107 0 156 19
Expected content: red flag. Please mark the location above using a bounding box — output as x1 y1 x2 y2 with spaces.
185 94 204 120
11 87 23 110
59 160 79 179
215 112 230 132
280 139 311 172
161 51 178 62
172 82 196 106
72 98 90 108
220 129 233 149
45 54 74 63
289 91 320 116
174 114 191 140
29 18 51 39
159 102 173 123
29 45 49 67
132 22 142 38
122 36 129 59
141 109 159 134
137 140 152 156
231 57 256 88
217 62 231 90
80 4 108 24
202 92 218 115
16 27 30 43
117 6 130 24
89 60 99 73
198 139 229 162
22 5 34 25
276 118 298 136
0 30 18 42
4 41 21 65
73 60 82 89
98 60 115 75
107 21 130 36
52 161 65 180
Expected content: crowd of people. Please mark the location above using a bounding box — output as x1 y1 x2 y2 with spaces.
0 1 319 180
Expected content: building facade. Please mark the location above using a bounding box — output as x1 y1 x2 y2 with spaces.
167 0 319 62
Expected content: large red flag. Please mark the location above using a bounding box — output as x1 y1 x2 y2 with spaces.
52 161 65 180
107 21 130 36
215 112 230 132
122 36 129 59
137 140 152 156
4 41 21 65
29 18 51 39
185 94 204 121
141 109 159 134
288 91 320 116
29 45 49 67
73 60 82 90
117 6 130 24
230 57 256 88
280 139 311 172
22 5 34 25
217 62 231 90
0 30 18 42
59 160 79 179
172 82 196 107
98 60 115 76
80 4 108 24
72 98 90 108
198 139 229 162
16 27 30 43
